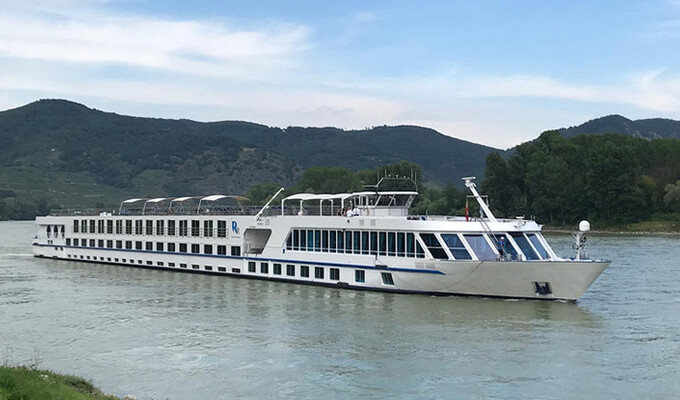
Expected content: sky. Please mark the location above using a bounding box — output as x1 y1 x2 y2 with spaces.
1 0 680 148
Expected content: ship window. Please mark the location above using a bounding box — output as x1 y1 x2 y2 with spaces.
292 230 299 250
345 231 352 253
98 240 104 248
107 220 113 234
355 270 365 283
388 232 396 256
61 225 65 236
73 238 79 246
370 232 377 255
495 234 518 259
205 265 213 271
137 260 142 264
204 220 213 237
314 267 324 279
322 230 329 252
73 220 79 233
510 232 539 260
145 242 152 251
217 221 227 238
378 232 386 256
66 238 71 246
192 264 199 270
157 261 163 266
98 220 104 234
231 246 241 256
135 220 142 235
397 233 405 257
179 243 187 253
463 235 496 261
125 241 132 249
217 245 226 255
147 261 153 265
232 268 240 273
156 242 164 251
81 220 87 233
218 267 226 272
314 230 321 252
337 230 344 253
106 240 113 248
248 262 256 272
406 233 415 257
90 239 96 247
168 220 176 236
115 240 121 249
204 244 213 254
286 264 295 276
46 225 51 238
416 241 425 258
353 231 360 254
115 220 122 234
179 220 188 236
191 244 199 254
330 268 340 280
361 232 369 255
90 220 96 233
301 265 309 277
191 220 200 237
329 231 337 253
180 263 187 269
261 262 269 273
125 220 132 235
441 234 472 260
273 263 282 275
286 232 293 250
527 233 550 259
307 230 314 251
156 220 164 236
381 272 395 285
168 262 174 267
168 243 175 252
420 233 448 260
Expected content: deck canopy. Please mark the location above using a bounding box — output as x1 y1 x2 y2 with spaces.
198 195 250 214
119 198 148 213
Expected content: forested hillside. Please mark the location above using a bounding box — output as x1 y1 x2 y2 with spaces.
481 131 680 227
0 99 498 218
560 115 680 139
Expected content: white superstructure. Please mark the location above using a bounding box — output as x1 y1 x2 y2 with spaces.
32 179 610 301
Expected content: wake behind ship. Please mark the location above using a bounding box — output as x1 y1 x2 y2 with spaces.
32 178 610 301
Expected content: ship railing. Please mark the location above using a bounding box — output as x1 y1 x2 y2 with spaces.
49 206 277 217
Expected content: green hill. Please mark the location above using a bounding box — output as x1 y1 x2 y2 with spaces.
0 99 500 209
559 114 680 139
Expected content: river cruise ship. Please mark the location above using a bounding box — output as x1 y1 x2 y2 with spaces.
32 178 610 301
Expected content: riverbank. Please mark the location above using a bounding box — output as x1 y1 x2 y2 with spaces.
543 220 680 236
0 366 125 400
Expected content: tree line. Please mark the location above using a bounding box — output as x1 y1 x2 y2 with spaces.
481 131 680 225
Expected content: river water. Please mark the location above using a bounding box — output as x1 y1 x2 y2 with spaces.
1 221 678 399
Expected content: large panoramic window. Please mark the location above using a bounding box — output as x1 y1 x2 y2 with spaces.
419 233 448 260
464 234 496 261
510 232 539 260
527 233 550 259
441 234 472 260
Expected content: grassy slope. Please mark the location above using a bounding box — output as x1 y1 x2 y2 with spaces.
0 366 121 400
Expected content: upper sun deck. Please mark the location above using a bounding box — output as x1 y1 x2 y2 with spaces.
47 190 419 218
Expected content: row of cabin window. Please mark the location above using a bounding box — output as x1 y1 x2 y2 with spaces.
245 262 392 285
72 219 231 237
66 238 241 256
285 229 426 258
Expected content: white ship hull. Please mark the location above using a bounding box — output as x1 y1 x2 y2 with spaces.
31 184 610 301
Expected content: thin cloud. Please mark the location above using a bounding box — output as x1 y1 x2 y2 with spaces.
0 4 310 80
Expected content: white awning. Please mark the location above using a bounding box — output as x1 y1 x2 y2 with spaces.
200 194 250 202
170 196 196 203
121 198 147 204
145 197 168 203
